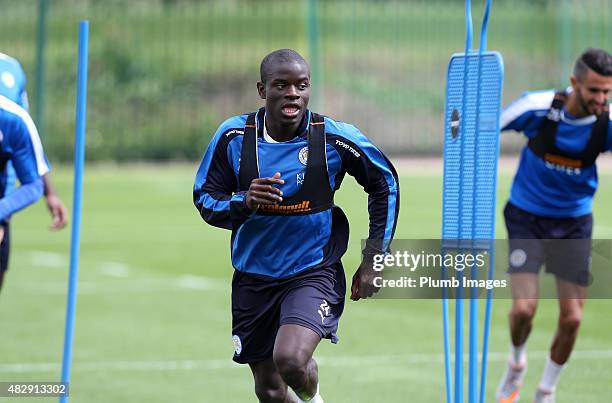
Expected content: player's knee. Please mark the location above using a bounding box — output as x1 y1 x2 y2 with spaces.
254 383 286 403
511 302 537 323
273 349 310 386
559 311 582 333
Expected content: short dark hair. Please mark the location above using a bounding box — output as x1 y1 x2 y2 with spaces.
574 48 612 79
260 49 309 83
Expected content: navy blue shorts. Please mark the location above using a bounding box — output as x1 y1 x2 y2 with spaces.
0 222 10 274
504 202 592 285
231 262 346 364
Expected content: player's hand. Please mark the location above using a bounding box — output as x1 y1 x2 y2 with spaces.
245 172 284 211
350 258 382 301
45 193 69 230
0 226 4 244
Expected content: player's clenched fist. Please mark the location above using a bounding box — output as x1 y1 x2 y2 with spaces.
245 172 285 211
350 259 382 301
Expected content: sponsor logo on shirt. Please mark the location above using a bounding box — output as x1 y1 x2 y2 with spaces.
544 153 582 175
335 140 361 158
296 172 305 185
547 108 561 122
258 200 312 214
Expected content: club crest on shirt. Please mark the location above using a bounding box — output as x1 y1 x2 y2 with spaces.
298 147 308 165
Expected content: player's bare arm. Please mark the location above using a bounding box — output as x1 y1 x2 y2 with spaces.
42 173 68 230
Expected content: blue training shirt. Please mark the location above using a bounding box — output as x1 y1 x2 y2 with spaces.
194 109 400 279
0 53 31 197
0 95 48 220
501 89 612 218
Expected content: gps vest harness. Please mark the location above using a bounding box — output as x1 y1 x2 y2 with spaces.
527 91 610 169
238 111 334 216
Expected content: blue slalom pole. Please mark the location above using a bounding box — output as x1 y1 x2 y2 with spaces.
455 1 473 401
479 248 495 403
476 2 494 402
480 0 492 53
468 0 492 400
59 20 89 403
442 260 453 403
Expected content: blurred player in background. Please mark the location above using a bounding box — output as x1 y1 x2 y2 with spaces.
496 48 612 403
0 52 68 229
0 94 49 291
0 52 68 293
194 49 399 402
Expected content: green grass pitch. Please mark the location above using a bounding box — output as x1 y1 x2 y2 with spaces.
1 163 611 402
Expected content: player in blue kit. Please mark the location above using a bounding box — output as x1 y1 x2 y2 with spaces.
0 95 48 291
0 52 68 230
496 49 612 403
194 49 399 402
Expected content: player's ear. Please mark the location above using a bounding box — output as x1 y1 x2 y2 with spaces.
257 81 266 100
570 74 579 90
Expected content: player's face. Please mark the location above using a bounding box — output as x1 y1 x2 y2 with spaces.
572 68 612 116
258 61 311 127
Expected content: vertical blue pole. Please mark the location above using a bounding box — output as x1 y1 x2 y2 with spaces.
455 271 464 403
468 264 478 403
442 254 453 403
455 0 473 401
59 20 89 403
479 248 496 403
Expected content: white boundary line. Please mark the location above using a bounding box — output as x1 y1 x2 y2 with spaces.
2 350 611 374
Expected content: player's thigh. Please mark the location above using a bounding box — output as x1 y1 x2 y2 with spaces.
510 273 539 315
556 277 586 307
273 324 321 367
510 272 539 300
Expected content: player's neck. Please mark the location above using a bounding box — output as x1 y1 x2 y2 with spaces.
265 117 301 142
565 93 589 118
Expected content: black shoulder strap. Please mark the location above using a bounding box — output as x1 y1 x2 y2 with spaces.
528 91 567 157
238 113 258 191
303 112 326 185
279 111 332 207
582 108 609 167
529 91 609 168
301 112 333 211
